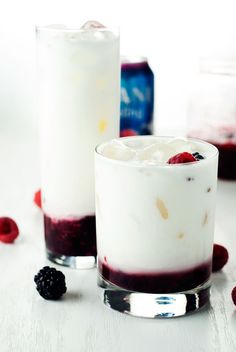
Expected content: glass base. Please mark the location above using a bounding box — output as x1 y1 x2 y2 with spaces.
47 249 96 269
98 274 210 318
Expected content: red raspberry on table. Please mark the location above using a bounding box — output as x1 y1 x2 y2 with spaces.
0 217 19 243
168 152 197 164
212 244 229 272
231 287 236 306
34 189 42 209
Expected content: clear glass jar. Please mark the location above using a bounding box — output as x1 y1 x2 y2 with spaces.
187 57 236 179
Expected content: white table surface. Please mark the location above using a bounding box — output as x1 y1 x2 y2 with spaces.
1 128 236 352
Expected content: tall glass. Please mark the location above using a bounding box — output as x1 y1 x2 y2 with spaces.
37 23 120 269
95 136 218 317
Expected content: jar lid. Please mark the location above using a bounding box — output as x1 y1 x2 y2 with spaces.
121 56 148 64
199 56 236 75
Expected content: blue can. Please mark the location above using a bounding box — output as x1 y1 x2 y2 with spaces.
120 57 154 137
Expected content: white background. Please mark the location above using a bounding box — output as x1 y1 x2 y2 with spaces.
1 0 236 133
0 3 236 351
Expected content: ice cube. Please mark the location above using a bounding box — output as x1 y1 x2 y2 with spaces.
166 138 192 153
79 21 108 41
138 144 158 160
101 140 136 161
80 21 105 30
124 138 154 150
137 143 166 162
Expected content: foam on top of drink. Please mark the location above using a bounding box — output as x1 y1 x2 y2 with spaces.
97 136 217 165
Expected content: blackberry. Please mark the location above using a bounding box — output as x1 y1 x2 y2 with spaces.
192 152 204 160
34 266 67 300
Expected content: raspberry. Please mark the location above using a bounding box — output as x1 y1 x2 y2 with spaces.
120 129 137 137
34 266 67 300
231 287 236 305
34 189 42 209
168 152 197 164
212 244 229 272
0 217 19 243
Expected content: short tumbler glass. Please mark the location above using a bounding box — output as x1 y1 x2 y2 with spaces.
95 136 218 318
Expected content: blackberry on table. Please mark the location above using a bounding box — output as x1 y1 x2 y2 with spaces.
34 266 67 300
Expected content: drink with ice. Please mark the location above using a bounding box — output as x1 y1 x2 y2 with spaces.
37 22 120 268
95 136 218 317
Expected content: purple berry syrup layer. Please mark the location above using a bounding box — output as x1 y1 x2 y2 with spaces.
99 259 212 294
211 142 236 180
44 214 97 257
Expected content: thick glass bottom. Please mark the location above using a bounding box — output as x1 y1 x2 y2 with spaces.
98 274 210 318
47 249 96 269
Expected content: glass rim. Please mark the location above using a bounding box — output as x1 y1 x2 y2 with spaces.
95 135 219 168
35 24 119 35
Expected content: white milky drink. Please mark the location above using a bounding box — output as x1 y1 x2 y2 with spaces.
95 136 218 301
37 22 120 268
